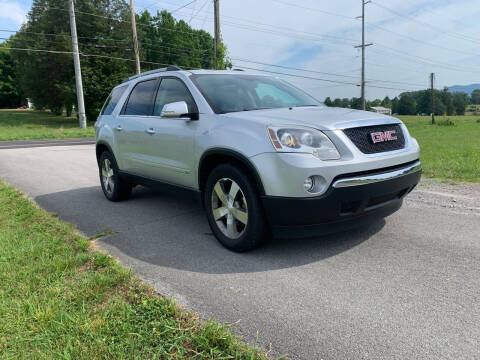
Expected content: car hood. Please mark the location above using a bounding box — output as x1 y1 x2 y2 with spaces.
221 106 401 131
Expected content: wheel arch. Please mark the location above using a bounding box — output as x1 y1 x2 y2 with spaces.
198 149 266 196
95 141 115 165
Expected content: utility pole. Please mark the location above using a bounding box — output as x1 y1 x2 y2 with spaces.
68 0 86 129
130 0 141 74
430 72 435 124
355 0 372 111
214 0 220 69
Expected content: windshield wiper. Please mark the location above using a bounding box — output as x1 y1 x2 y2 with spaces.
241 107 273 112
219 107 273 114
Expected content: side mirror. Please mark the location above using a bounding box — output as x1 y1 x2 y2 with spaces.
161 101 199 120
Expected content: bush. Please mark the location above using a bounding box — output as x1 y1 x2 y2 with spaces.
436 118 455 126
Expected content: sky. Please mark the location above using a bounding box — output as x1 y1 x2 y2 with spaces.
1 0 480 101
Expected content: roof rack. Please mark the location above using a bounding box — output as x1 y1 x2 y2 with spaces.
123 65 183 83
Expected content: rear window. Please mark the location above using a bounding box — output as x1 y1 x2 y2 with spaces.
123 79 159 116
101 85 127 115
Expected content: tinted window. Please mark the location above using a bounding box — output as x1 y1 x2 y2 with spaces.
191 74 321 114
101 85 127 115
123 79 158 116
153 78 196 116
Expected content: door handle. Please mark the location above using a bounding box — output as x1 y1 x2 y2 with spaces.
146 128 156 135
115 125 123 131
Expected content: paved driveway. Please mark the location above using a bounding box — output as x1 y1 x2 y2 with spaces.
1 143 479 360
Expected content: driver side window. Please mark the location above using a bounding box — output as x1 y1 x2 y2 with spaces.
153 78 196 116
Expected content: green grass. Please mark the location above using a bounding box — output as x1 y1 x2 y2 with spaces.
0 180 270 360
0 110 94 141
397 115 480 183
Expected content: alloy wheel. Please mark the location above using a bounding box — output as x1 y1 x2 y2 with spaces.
101 158 115 195
211 178 248 239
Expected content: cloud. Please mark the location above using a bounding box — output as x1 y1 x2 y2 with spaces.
0 1 27 25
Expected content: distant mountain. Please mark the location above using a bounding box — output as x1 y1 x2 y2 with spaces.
448 84 480 95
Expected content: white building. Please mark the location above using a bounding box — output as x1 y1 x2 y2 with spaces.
370 106 392 115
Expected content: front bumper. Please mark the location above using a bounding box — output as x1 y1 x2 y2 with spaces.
262 160 421 238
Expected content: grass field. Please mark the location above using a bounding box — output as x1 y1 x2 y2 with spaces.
0 180 269 359
0 110 94 141
397 115 480 183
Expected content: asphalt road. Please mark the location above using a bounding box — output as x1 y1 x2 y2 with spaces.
0 143 479 360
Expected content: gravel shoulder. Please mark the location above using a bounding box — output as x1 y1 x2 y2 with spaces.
407 178 480 215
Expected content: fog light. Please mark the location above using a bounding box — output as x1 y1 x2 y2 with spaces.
303 175 327 194
304 177 315 192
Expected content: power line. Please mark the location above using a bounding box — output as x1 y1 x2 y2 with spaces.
231 58 362 79
178 9 359 43
170 0 197 14
1 29 213 56
231 57 427 87
371 1 480 45
233 64 424 92
373 44 480 73
189 0 209 23
0 29 130 43
0 45 425 93
268 0 355 20
232 65 359 86
32 5 210 40
4 29 430 88
135 0 359 44
368 22 480 57
27 4 360 53
2 35 215 62
0 45 204 71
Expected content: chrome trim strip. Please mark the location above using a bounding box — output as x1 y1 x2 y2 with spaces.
332 161 422 188
335 117 401 130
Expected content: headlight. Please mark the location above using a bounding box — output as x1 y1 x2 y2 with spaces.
267 126 340 160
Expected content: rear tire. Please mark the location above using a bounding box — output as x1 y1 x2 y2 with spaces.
99 151 132 202
204 163 269 252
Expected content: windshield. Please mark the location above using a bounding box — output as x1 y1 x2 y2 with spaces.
190 74 321 114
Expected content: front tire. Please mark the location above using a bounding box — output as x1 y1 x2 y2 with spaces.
99 151 132 202
204 164 269 252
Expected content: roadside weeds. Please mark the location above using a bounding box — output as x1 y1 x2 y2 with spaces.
0 179 276 359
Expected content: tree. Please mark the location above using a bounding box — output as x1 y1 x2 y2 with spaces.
341 98 350 108
391 97 399 114
11 0 229 121
415 90 431 115
333 98 342 107
398 93 416 115
0 43 22 108
452 92 469 115
381 96 391 109
441 88 455 116
471 89 480 105
350 97 362 110
324 97 333 107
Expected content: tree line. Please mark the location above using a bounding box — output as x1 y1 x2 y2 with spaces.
0 0 230 120
324 87 477 115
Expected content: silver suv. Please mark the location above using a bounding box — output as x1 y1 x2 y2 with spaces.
95 66 421 251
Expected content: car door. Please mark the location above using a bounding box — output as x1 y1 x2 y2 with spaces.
139 76 198 187
116 78 159 174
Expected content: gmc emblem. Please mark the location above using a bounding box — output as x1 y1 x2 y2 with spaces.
370 130 397 144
